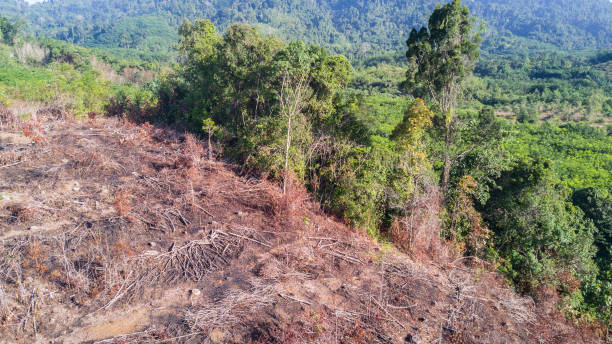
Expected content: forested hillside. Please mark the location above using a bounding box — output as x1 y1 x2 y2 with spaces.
1 0 611 59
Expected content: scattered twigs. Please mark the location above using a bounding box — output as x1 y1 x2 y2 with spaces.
306 236 352 248
152 240 230 283
217 230 271 248
162 212 176 233
323 250 362 264
306 236 345 242
170 209 189 225
0 161 24 169
386 303 417 310
449 255 494 268
185 283 275 331
92 330 150 343
20 289 39 334
370 296 406 330
191 203 214 218
153 332 200 343
100 271 137 310
279 293 312 305
0 115 565 343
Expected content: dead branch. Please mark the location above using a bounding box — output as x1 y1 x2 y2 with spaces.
0 161 24 169
279 293 312 305
217 230 271 248
370 296 406 330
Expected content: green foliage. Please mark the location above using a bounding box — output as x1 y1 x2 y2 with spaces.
573 188 612 263
83 15 177 54
5 0 612 60
160 20 360 194
169 21 288 172
38 38 160 72
157 21 439 235
470 52 612 123
349 93 408 138
350 54 406 95
201 118 219 136
497 124 611 324
572 188 612 324
0 38 146 117
386 99 436 217
483 158 597 292
113 2 612 330
579 268 612 327
391 98 433 151
105 85 158 122
318 142 392 235
0 14 19 45
0 55 104 115
505 123 612 192
39 38 94 70
442 108 510 201
469 0 612 51
403 0 481 112
446 175 491 255
403 0 489 196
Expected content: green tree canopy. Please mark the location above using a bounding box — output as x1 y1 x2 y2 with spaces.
403 0 481 113
402 0 484 195
483 158 596 292
0 15 19 45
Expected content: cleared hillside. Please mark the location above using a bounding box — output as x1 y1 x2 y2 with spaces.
0 107 602 343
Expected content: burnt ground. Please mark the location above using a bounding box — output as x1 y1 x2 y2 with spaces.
0 110 603 343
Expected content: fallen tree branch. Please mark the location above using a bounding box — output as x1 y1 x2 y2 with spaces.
371 297 406 329
279 293 312 305
217 231 271 248
0 161 23 169
191 203 215 218
323 250 362 264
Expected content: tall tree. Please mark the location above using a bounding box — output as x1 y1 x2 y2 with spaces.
402 0 482 195
217 23 281 132
275 42 315 194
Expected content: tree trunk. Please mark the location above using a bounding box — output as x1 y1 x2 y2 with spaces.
441 144 451 196
208 130 212 161
441 109 453 197
283 113 292 195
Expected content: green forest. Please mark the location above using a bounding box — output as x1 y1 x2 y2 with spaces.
1 0 611 336
2 0 612 59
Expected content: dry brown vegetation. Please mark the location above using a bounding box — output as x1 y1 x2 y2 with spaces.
0 110 602 343
89 57 156 84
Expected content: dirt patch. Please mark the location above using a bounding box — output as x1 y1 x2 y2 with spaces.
0 132 32 145
71 307 151 343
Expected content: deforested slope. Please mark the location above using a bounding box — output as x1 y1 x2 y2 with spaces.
0 110 601 343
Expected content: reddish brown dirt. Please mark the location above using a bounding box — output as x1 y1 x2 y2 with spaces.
0 113 602 343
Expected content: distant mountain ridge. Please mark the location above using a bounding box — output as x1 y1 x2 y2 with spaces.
1 0 611 57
